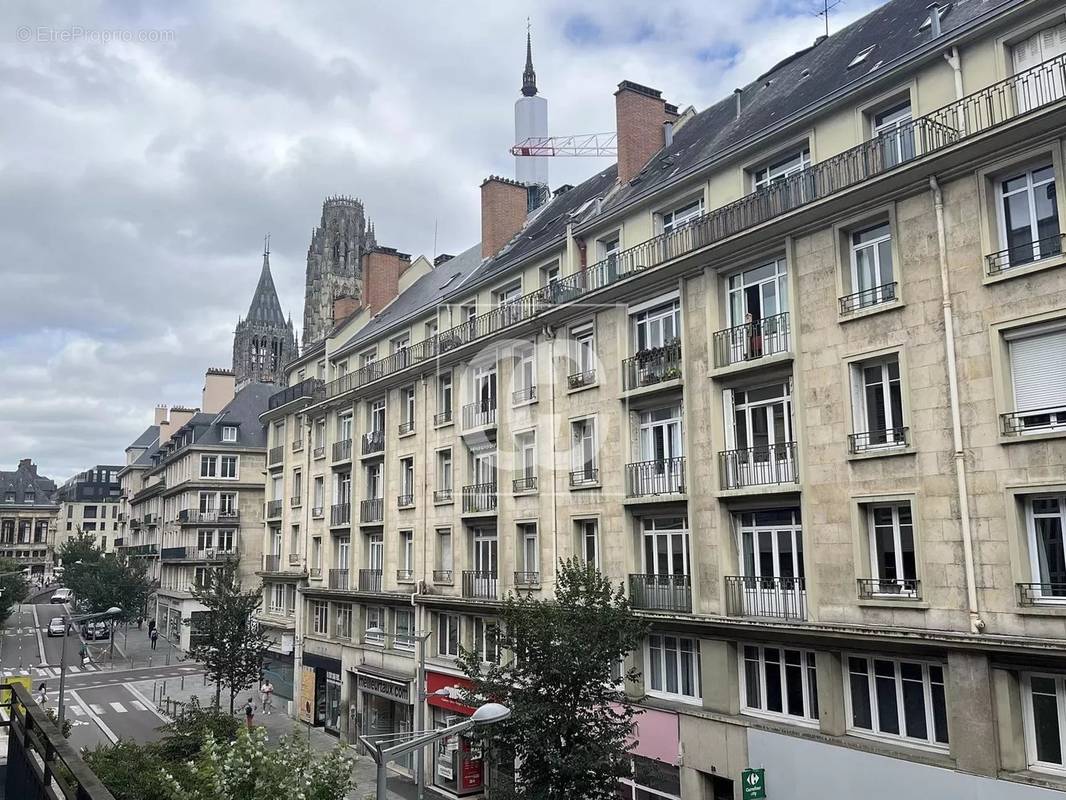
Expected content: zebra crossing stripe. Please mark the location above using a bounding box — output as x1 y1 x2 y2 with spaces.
70 706 84 716
130 700 146 711
68 666 79 673
109 702 127 713
90 704 104 714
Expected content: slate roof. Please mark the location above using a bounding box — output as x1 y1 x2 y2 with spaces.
128 437 160 469
0 460 58 506
245 252 288 326
128 424 159 450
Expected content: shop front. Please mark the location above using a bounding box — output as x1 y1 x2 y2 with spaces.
301 652 343 734
354 668 414 770
426 671 485 797
262 632 295 702
620 706 683 800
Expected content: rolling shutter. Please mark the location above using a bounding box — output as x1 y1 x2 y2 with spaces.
1010 329 1066 411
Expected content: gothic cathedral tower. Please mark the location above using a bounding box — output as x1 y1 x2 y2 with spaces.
302 196 377 346
232 238 297 388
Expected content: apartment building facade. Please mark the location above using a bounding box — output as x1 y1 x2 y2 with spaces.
55 464 122 556
0 459 58 577
264 1 1066 797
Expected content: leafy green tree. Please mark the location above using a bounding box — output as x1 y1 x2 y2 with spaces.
190 559 269 713
0 557 29 624
457 559 649 800
58 532 152 620
154 695 240 762
85 740 190 800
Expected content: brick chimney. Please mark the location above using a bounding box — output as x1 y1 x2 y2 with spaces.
332 295 360 326
615 80 668 185
481 176 527 260
202 368 236 414
154 405 168 425
363 246 411 313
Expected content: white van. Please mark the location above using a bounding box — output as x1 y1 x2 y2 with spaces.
50 588 72 604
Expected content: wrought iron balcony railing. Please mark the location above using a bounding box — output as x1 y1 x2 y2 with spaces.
512 475 538 493
1018 582 1066 605
839 282 898 315
290 495 302 508
329 568 350 590
513 386 537 404
713 312 791 368
434 409 453 426
179 509 240 525
360 498 384 523
397 493 415 508
848 427 909 454
719 442 798 489
987 232 1064 275
514 571 540 587
268 446 285 466
725 575 807 621
312 505 324 518
262 554 282 572
569 467 599 487
313 445 326 459
857 577 921 599
288 553 301 566
462 483 498 513
332 439 352 463
623 341 682 391
1001 406 1066 436
330 502 350 526
462 570 498 599
398 420 415 436
397 568 414 582
567 369 596 390
362 430 385 456
265 500 283 518
433 569 454 584
433 488 453 503
629 573 692 612
292 438 304 452
625 457 685 497
268 378 325 410
463 400 497 429
309 566 322 579
359 568 383 592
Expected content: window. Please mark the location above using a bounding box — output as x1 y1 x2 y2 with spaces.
271 475 283 502
724 383 796 485
315 418 326 450
618 756 682 800
285 584 296 615
401 386 416 429
200 455 217 478
1023 672 1066 773
310 601 329 635
752 147 811 191
577 519 599 568
660 197 704 234
311 537 322 569
438 613 460 657
400 458 415 502
995 163 1060 268
367 532 383 571
642 517 689 578
570 418 597 483
221 456 238 479
395 609 415 651
340 413 353 443
437 528 453 572
369 399 386 434
1025 494 1066 600
733 509 805 617
847 222 896 307
317 360 326 380
365 607 385 644
598 233 621 262
290 524 299 556
335 603 352 639
472 618 499 663
518 523 538 575
569 322 596 385
269 583 284 614
1011 22 1066 113
540 262 560 287
366 463 382 500
425 319 438 341
846 655 948 747
1005 322 1066 433
632 298 680 351
726 257 789 329
313 477 324 511
849 355 905 450
514 345 536 401
292 470 302 500
871 100 914 168
221 426 237 442
647 634 701 700
437 372 453 422
514 432 536 488
865 502 917 595
742 644 818 723
437 449 453 493
400 531 414 574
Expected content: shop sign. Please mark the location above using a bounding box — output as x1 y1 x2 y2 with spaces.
437 736 455 780
461 748 483 790
359 673 410 704
326 671 341 682
742 768 766 800
297 667 316 724
425 671 476 715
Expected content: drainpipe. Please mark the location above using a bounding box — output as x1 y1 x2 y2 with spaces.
943 46 966 135
544 326 559 588
929 175 984 635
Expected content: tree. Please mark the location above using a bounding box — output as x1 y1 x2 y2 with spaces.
58 531 153 620
0 557 29 625
190 559 269 713
457 559 649 800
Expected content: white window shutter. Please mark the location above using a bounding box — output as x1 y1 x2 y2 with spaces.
1011 330 1066 410
722 389 736 449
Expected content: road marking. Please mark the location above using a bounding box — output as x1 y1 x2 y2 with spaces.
90 704 105 714
68 666 79 674
70 691 117 744
125 683 169 722
109 702 127 713
30 604 45 665
70 706 84 716
130 700 146 711
180 666 198 672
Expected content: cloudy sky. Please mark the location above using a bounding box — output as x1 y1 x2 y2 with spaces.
0 0 877 481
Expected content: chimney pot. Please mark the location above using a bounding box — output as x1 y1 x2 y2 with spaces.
433 253 455 266
927 3 942 37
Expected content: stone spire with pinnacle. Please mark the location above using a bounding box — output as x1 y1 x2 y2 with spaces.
521 22 537 97
233 234 296 388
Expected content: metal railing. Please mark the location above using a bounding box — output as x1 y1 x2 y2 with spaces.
839 282 898 314
857 577 921 599
625 457 685 497
332 439 352 462
848 427 909 454
462 570 498 599
360 498 384 523
266 500 283 518
719 442 798 489
1001 406 1066 436
629 573 692 612
397 568 414 582
434 488 453 503
713 312 791 368
359 569 383 592
312 505 324 518
570 467 599 487
514 571 540 586
567 370 596 390
434 409 453 425
725 576 807 620
268 378 325 410
433 569 454 583
397 493 415 508
292 438 304 452
329 568 350 590
362 430 385 456
179 509 240 525
1018 582 1066 605
623 341 682 391
309 566 322 579
268 445 285 466
121 543 158 556
512 475 538 493
987 232 1064 275
160 546 187 561
289 553 302 566
313 445 326 459
290 495 302 508
513 386 537 404
330 502 350 526
462 483 498 513
398 420 415 435
262 554 282 572
463 400 497 429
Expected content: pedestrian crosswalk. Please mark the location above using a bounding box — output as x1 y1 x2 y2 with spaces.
0 664 102 679
60 698 151 716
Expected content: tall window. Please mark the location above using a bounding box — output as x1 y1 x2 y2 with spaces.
570 418 597 482
369 400 386 434
577 519 599 569
400 458 415 501
200 455 217 478
642 517 689 578
569 322 596 383
438 613 460 657
366 463 382 500
867 503 917 594
335 471 351 505
647 634 700 700
365 607 384 644
1006 324 1066 433
997 163 1060 266
437 528 453 572
315 418 326 450
871 101 914 168
632 299 680 351
515 432 536 485
335 603 352 639
311 601 328 635
400 530 414 574
518 523 538 575
292 470 302 500
1011 23 1066 112
637 407 684 491
660 198 704 234
313 477 324 511
220 456 237 479
514 345 536 400
752 148 811 191
473 618 499 663
846 655 948 746
401 387 416 428
741 644 818 723
437 449 453 492
726 258 789 328
849 222 895 305
1023 672 1066 773
437 372 453 421
395 609 415 651
336 536 350 570
1026 495 1066 599
850 356 905 449
367 532 383 571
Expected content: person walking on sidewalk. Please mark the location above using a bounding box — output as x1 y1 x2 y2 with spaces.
79 643 89 668
147 618 156 638
150 628 158 650
36 683 47 705
244 698 255 729
260 679 274 715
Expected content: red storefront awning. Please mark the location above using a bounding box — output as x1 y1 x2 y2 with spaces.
425 671 476 716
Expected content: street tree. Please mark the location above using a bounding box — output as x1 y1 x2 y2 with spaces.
190 559 269 713
0 557 30 624
58 531 153 621
457 558 649 800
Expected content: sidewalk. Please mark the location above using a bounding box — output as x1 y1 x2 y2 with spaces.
83 622 183 671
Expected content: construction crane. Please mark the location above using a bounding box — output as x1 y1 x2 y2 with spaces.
511 132 617 157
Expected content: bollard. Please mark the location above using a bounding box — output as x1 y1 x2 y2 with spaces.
148 655 152 668
166 652 171 666
181 676 185 691
162 680 167 698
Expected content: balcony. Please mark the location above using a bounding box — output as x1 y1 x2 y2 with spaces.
309 566 322 579
397 493 414 508
114 537 124 547
725 575 807 621
462 483 498 514
433 488 454 504
144 513 157 525
569 467 600 488
329 568 350 590
268 377 324 410
629 573 692 613
462 570 497 599
434 409 453 426
398 420 416 436
433 569 454 584
719 443 798 489
312 505 324 518
567 369 596 390
292 437 304 453
122 543 158 556
1018 582 1066 606
397 568 414 582
332 439 353 463
713 312 790 368
857 577 921 600
179 509 240 525
514 571 540 587
362 430 385 456
987 232 1064 276
290 496 302 509
268 445 285 467
462 400 497 429
330 502 350 526
512 475 537 493
839 282 898 315
313 445 326 459
266 500 283 518
848 427 909 454
262 554 282 572
1001 406 1066 436
625 457 685 498
622 341 682 391
512 386 537 404
358 568 383 592
360 498 384 523
288 553 302 566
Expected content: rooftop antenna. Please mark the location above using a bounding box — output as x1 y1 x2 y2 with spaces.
814 0 843 37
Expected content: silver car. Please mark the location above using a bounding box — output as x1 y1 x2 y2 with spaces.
47 617 66 637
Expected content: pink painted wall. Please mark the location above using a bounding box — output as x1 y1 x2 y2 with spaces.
615 704 680 764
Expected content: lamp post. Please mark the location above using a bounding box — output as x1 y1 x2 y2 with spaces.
360 701 511 800
57 606 122 726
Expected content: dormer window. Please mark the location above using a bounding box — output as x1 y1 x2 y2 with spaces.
221 426 238 443
4 492 13 503
24 493 34 504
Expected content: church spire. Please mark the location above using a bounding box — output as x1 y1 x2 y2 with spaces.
521 20 537 97
245 234 286 325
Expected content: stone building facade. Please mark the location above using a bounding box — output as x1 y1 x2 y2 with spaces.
55 464 122 555
233 245 297 388
0 459 59 577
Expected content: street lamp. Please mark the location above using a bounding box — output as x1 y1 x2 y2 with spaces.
57 606 122 726
359 700 510 800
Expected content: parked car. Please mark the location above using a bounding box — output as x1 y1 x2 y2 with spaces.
85 621 110 640
47 617 66 637
50 588 72 604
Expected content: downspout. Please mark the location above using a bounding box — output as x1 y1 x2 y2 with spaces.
929 175 984 635
544 326 559 588
943 46 966 135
